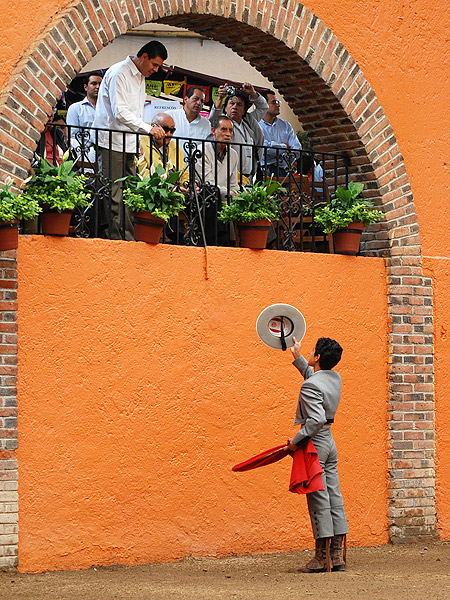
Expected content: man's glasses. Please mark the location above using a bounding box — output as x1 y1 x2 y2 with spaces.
269 100 282 105
152 123 176 134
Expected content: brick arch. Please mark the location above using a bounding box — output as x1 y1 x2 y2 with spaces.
0 0 436 543
0 0 414 258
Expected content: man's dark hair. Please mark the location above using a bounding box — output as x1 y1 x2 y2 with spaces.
186 86 205 99
314 337 342 370
223 90 250 115
137 40 168 61
260 89 276 101
297 152 314 175
83 71 103 86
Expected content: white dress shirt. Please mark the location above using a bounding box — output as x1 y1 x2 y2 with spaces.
171 108 211 141
66 97 97 162
92 56 152 153
171 108 211 158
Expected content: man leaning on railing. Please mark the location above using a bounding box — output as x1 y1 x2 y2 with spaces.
138 112 187 178
259 89 302 177
92 40 167 241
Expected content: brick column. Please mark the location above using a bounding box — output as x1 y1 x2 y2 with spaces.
387 252 438 542
0 250 18 568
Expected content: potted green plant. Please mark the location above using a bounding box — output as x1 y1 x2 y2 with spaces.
23 153 91 236
119 163 186 244
313 181 384 255
218 179 285 249
0 176 41 250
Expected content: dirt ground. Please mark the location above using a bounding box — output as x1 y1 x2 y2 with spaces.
1 542 450 600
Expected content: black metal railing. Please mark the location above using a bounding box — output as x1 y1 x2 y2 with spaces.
28 123 349 251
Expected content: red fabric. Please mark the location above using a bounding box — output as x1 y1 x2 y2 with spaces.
289 440 324 495
232 444 289 472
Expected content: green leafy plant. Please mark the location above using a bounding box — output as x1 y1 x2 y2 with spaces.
23 153 91 212
218 179 286 223
314 181 384 233
119 163 186 221
297 130 312 151
0 176 41 223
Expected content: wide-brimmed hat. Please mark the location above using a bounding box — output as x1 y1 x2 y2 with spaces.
256 303 306 350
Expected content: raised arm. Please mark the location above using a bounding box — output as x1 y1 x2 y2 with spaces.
290 336 314 380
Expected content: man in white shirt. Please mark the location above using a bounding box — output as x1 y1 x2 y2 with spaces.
66 71 103 165
259 89 302 177
92 41 167 240
171 87 211 159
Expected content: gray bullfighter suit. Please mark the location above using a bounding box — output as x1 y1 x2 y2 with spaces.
292 354 348 570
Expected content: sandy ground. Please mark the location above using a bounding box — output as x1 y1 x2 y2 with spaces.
1 542 450 600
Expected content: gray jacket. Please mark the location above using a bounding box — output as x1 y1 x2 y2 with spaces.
292 355 342 446
209 94 268 175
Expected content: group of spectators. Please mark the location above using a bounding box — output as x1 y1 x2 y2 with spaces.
43 40 322 241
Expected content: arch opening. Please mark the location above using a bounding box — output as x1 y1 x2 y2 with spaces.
0 1 418 257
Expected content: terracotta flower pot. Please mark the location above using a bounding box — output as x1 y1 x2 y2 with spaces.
41 209 73 236
0 219 19 251
133 211 166 244
238 218 272 249
332 222 364 255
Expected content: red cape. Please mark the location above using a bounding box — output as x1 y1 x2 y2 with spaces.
232 444 289 472
289 440 324 494
232 440 324 495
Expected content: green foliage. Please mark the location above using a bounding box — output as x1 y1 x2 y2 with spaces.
0 176 41 223
23 153 91 212
297 131 312 151
218 179 285 224
314 181 384 233
120 164 185 221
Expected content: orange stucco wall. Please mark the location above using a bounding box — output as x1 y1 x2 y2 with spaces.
17 237 389 572
1 0 450 257
423 257 450 540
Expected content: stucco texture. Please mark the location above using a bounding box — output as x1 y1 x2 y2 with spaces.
16 238 388 572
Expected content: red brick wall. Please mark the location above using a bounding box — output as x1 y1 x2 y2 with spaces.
0 250 18 569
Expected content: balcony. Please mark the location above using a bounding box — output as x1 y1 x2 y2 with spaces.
31 124 350 252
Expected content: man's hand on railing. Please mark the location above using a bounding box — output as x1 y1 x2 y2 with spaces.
148 123 165 142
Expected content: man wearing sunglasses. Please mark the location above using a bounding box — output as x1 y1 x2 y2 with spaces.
259 89 302 177
138 112 186 178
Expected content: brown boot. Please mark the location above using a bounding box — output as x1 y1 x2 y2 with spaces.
330 534 347 571
298 537 331 572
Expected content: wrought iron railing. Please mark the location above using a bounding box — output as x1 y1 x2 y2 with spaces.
28 123 349 251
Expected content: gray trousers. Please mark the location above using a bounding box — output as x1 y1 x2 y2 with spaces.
307 427 348 539
98 148 135 241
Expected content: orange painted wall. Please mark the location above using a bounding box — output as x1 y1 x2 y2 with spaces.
1 0 450 257
17 238 389 572
423 257 450 540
